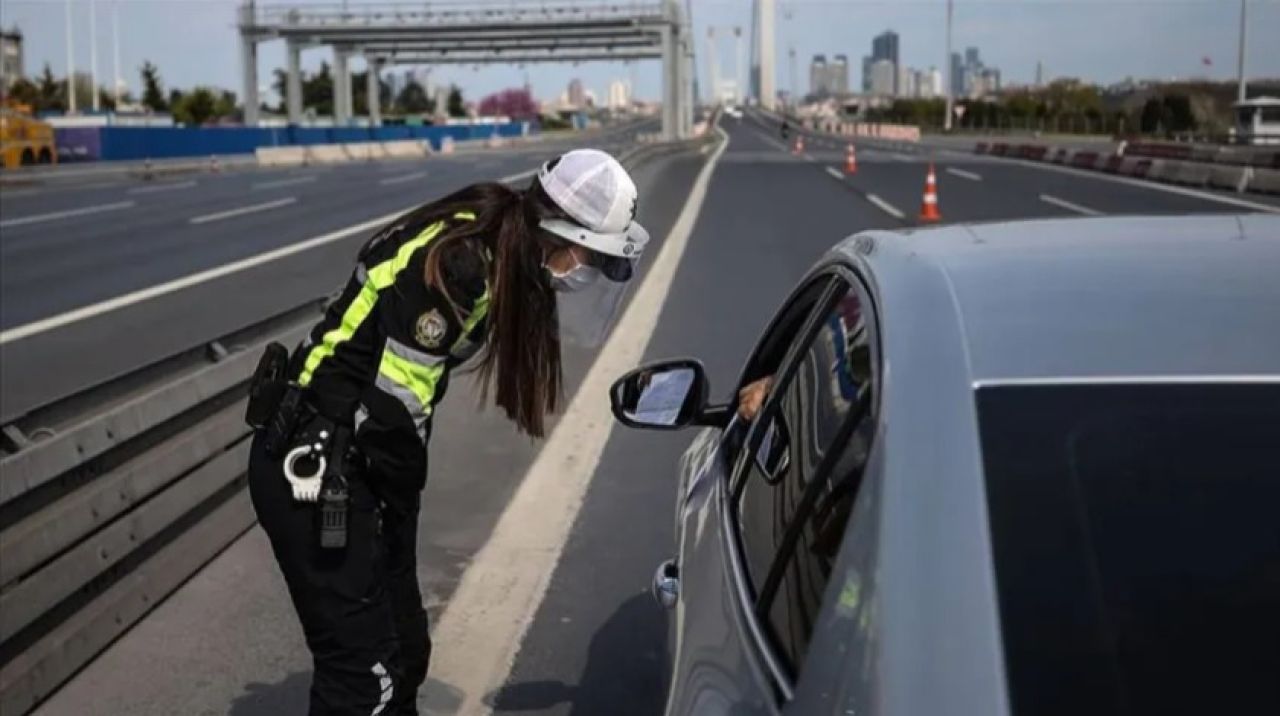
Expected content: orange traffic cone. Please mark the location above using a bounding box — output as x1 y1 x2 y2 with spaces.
844 144 858 174
919 163 941 222
792 134 805 155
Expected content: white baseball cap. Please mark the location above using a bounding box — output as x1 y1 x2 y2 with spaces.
537 149 650 263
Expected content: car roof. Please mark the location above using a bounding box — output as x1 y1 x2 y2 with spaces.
842 214 1280 384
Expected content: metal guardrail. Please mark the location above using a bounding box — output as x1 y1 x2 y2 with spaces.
0 131 713 715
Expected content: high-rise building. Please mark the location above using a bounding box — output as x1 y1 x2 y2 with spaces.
567 78 585 107
965 47 980 68
870 59 895 96
871 30 900 94
607 79 630 111
809 54 828 97
861 56 872 93
829 54 850 95
950 52 965 97
897 66 916 98
926 66 944 98
0 28 22 92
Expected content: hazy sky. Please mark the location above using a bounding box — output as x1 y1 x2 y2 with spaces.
2 0 1277 106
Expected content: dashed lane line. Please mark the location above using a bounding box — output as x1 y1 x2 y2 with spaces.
0 200 136 229
866 193 906 220
188 197 297 225
1039 193 1103 216
945 167 983 181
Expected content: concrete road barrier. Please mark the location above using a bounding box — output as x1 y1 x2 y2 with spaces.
307 143 352 163
384 140 430 159
1147 159 1181 183
254 146 307 168
1207 164 1251 192
1250 167 1280 195
343 142 386 161
1172 161 1213 187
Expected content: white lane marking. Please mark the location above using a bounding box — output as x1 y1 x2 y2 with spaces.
1004 156 1280 214
0 187 42 198
0 200 136 229
188 197 297 225
945 167 982 181
825 166 845 180
128 180 197 194
802 153 817 163
252 175 316 190
499 167 538 184
378 171 428 186
891 152 914 162
865 193 906 220
429 127 732 715
0 206 410 345
1039 193 1102 216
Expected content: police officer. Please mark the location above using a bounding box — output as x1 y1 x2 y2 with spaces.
246 149 649 715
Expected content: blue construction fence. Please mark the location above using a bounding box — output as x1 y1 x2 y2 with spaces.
54 122 532 162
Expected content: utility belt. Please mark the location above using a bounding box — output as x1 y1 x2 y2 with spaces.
245 342 351 550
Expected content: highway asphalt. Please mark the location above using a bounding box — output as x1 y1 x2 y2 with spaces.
0 121 653 422
27 113 1280 715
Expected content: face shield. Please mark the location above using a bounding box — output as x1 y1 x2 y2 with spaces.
541 216 650 347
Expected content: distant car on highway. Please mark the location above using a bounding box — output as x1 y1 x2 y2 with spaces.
723 105 744 119
610 214 1280 716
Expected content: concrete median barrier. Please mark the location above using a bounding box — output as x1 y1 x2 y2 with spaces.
1146 159 1181 183
344 142 387 161
254 146 307 168
306 143 352 163
1172 161 1213 187
1250 168 1280 195
1207 164 1251 192
384 140 430 159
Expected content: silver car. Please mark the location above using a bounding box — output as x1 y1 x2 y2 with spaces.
609 214 1280 716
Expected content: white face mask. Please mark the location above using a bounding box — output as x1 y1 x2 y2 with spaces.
548 262 601 293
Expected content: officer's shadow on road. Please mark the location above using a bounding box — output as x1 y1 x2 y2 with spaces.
486 593 668 715
228 671 311 715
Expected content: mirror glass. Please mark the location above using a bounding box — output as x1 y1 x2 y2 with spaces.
620 367 697 427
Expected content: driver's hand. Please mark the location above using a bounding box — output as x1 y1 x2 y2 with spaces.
737 376 774 421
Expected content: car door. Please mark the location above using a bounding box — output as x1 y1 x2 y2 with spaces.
667 266 881 715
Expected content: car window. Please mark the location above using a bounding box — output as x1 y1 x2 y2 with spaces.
733 279 877 676
978 382 1280 716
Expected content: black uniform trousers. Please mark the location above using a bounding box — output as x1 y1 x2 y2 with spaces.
248 430 431 715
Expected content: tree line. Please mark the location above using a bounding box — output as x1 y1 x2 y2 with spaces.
3 60 475 125
861 78 1270 138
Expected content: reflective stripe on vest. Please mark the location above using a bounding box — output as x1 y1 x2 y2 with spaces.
297 212 474 386
375 337 447 437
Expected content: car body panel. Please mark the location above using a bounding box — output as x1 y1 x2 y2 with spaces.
659 214 1280 716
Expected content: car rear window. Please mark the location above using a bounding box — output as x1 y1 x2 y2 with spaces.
977 382 1280 716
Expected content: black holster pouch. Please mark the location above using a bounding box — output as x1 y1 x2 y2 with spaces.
245 342 290 430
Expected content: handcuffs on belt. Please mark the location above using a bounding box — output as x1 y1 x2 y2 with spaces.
246 342 351 549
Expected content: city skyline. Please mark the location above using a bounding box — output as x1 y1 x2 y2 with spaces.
0 0 1276 109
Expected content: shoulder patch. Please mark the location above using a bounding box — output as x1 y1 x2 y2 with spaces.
414 309 449 349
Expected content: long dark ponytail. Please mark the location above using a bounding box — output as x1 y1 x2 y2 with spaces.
409 180 567 437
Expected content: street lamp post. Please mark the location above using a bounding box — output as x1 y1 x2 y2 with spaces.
1236 0 1248 102
943 0 953 131
90 0 100 112
65 0 77 113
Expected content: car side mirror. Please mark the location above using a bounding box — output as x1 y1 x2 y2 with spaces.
609 359 731 430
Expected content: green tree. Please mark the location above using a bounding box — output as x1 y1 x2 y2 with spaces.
140 60 167 111
172 86 218 125
213 90 238 121
447 85 465 118
7 77 40 109
37 63 65 111
395 80 432 114
304 62 334 116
